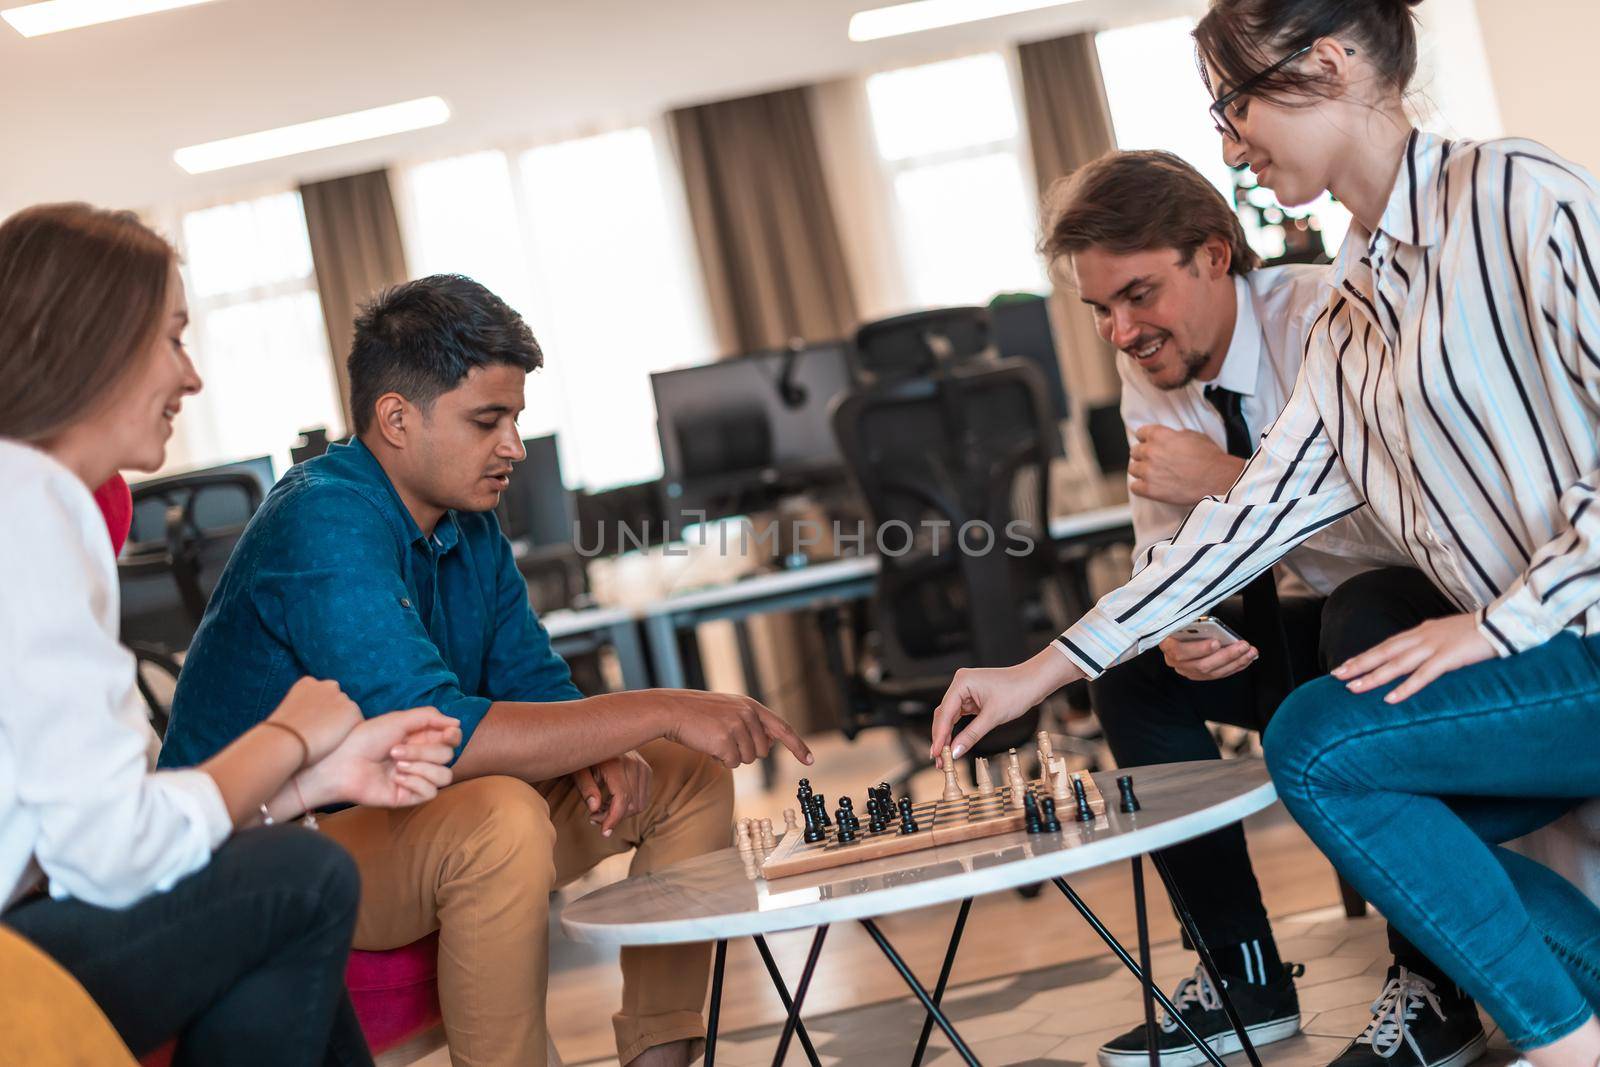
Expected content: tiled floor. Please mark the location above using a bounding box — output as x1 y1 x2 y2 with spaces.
548 905 1519 1067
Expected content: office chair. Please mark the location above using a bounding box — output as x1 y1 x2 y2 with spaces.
850 306 990 384
119 471 263 653
826 356 1073 773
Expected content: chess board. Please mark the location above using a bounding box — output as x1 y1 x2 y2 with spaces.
758 773 1106 880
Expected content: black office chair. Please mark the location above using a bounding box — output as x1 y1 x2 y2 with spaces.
119 471 263 653
851 307 990 385
826 356 1073 772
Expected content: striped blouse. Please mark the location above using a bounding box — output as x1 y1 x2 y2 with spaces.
1055 129 1600 677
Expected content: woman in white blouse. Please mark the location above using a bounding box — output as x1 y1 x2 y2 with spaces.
930 2 1600 1067
0 203 460 1065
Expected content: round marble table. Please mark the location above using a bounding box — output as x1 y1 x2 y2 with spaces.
562 759 1278 1067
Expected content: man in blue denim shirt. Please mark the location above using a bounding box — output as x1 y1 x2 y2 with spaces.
164 275 812 1067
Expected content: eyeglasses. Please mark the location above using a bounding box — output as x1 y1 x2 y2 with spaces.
1206 43 1357 141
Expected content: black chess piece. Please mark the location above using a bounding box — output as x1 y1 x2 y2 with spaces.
803 803 825 844
838 796 858 833
835 806 857 844
868 801 887 834
1040 795 1061 832
1072 776 1094 823
1117 775 1141 813
897 796 920 835
1023 791 1043 834
811 794 831 827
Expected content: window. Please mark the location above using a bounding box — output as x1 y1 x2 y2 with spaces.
164 191 342 476
864 52 1049 308
398 126 714 491
1095 17 1351 263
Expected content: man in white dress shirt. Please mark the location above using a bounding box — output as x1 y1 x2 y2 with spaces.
1042 151 1419 1067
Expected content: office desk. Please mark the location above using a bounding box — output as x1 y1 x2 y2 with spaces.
541 605 652 691
641 503 1134 690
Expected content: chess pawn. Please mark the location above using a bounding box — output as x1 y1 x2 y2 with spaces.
973 756 995 796
1040 795 1062 832
838 796 859 833
1023 791 1043 834
897 796 920 835
1117 775 1142 813
941 745 963 801
835 806 857 843
736 819 755 855
812 794 831 827
803 803 826 844
783 808 799 835
760 819 776 851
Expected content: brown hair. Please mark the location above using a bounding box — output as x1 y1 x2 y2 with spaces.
0 203 175 442
1194 0 1422 105
1041 150 1260 281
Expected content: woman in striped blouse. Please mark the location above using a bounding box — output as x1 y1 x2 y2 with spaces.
931 2 1600 1065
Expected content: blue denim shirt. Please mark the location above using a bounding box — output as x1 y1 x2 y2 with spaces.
159 437 581 769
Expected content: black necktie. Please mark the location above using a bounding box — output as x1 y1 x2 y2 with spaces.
1204 385 1295 716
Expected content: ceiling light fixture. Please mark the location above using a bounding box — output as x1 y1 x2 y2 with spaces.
849 0 1085 42
2 0 222 38
173 97 451 175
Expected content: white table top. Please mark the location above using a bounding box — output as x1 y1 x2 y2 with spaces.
541 605 640 639
1047 503 1133 542
561 758 1274 946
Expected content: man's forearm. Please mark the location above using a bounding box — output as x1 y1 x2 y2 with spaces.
449 693 668 782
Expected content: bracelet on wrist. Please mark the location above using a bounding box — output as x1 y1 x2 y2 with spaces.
258 719 311 772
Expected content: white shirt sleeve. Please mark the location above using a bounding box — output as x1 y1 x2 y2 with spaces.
0 467 231 908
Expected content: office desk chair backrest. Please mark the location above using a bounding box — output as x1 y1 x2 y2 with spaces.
851 306 990 385
119 471 263 652
831 361 1067 719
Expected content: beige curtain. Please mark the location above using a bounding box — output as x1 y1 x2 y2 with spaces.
1017 32 1122 406
670 87 858 356
299 169 409 432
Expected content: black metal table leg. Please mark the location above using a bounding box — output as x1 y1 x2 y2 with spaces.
772 926 830 1067
1150 852 1264 1067
1132 858 1160 1067
911 897 973 1067
753 934 823 1067
859 918 981 1067
1051 877 1229 1067
706 939 728 1067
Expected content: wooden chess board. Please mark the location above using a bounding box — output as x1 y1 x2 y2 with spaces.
759 773 1106 879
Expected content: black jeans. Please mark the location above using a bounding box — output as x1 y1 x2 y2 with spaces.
1090 591 1326 948
4 825 373 1067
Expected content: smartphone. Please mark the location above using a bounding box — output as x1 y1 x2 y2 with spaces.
1176 615 1243 646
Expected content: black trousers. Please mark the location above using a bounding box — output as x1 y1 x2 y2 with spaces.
3 825 373 1067
1090 567 1457 963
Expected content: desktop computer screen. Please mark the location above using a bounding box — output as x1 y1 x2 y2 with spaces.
650 342 854 520
988 295 1071 423
497 434 575 551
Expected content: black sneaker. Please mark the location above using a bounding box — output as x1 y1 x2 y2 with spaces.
1097 964 1303 1067
1327 967 1487 1067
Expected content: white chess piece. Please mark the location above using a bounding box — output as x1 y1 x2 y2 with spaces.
974 756 995 796
1052 760 1072 803
736 819 754 856
783 809 798 835
760 819 776 851
942 745 964 801
1037 730 1054 766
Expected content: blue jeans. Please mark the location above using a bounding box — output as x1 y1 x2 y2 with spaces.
1264 629 1600 1049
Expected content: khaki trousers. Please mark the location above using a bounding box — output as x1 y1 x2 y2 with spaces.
321 739 733 1067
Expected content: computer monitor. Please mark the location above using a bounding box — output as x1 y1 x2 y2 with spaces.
127 455 276 546
497 434 576 551
989 295 1071 423
650 342 854 521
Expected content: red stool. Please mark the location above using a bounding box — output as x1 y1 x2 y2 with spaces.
139 936 442 1065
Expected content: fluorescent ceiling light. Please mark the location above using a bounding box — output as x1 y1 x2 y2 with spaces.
2 0 221 38
849 0 1084 42
173 97 451 175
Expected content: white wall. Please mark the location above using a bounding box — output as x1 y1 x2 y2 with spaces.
1474 0 1600 172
